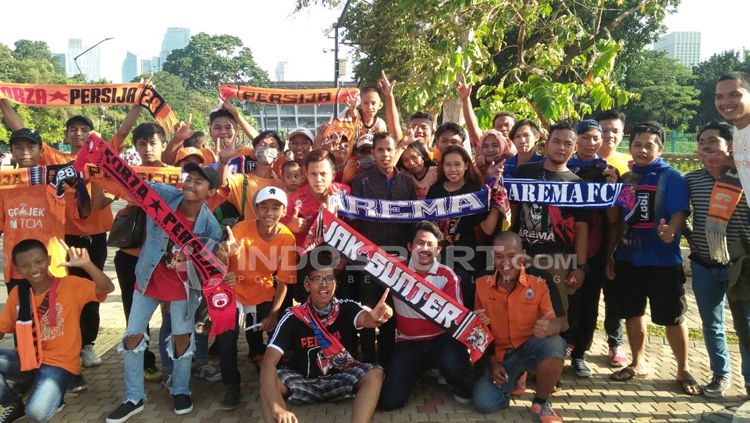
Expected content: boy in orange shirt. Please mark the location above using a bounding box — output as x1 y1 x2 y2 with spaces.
0 239 114 423
216 186 297 411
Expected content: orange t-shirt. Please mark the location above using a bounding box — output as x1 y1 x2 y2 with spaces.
0 186 67 281
230 220 297 305
210 173 283 221
0 276 106 375
39 143 114 236
475 268 554 362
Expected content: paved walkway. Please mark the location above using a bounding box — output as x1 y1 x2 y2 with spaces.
0 242 747 422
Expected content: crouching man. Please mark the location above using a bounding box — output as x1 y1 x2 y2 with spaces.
473 231 566 423
261 248 390 423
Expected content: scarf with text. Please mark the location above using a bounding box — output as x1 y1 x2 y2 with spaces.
83 164 184 187
706 169 744 264
74 134 235 336
289 299 358 376
219 85 359 106
620 157 671 248
15 278 59 371
0 83 178 134
334 181 633 223
305 209 493 363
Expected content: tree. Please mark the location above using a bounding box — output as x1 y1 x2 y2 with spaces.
621 50 699 130
690 50 750 130
300 0 679 126
163 33 270 96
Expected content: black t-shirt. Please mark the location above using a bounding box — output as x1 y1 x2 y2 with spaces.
268 299 364 378
426 181 489 272
513 161 592 255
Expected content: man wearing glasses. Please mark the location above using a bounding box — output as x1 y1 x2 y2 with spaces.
260 249 392 423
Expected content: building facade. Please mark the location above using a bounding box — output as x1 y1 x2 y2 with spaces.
65 38 101 80
654 32 701 68
122 52 139 83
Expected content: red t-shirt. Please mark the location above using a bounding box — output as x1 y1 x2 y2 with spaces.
282 182 350 247
140 211 195 301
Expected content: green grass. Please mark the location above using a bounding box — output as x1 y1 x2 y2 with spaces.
595 321 739 345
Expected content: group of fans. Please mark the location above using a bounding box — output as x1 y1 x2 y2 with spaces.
0 70 749 423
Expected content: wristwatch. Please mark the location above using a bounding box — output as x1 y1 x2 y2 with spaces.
576 263 589 272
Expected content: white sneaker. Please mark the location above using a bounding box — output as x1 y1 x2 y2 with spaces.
81 345 102 368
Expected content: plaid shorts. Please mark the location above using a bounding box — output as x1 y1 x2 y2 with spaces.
278 362 381 405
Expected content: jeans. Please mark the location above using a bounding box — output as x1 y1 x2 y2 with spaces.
692 261 750 382
160 304 210 374
473 336 565 413
120 290 196 403
0 350 73 422
115 250 157 370
729 299 750 385
379 334 472 410
65 233 108 347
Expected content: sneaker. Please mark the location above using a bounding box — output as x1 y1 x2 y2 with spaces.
511 372 528 396
530 400 563 423
81 344 102 368
437 376 447 385
193 364 222 382
172 394 193 415
67 375 88 393
219 385 241 411
453 394 472 405
105 400 144 423
144 366 162 383
608 346 628 368
0 398 25 423
703 374 732 398
572 358 592 378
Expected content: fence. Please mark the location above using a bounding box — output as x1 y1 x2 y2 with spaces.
617 130 697 154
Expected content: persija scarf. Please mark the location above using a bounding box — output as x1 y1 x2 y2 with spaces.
74 134 235 336
623 157 671 244
706 169 744 264
305 209 493 363
0 163 90 217
219 85 359 105
16 278 60 371
0 83 178 134
289 299 358 376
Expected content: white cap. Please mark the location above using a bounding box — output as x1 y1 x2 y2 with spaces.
288 127 314 143
356 134 373 150
255 186 288 208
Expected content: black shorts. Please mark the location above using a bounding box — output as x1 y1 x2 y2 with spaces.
614 261 687 326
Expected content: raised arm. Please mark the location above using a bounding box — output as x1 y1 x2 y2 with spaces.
456 77 483 149
222 99 259 140
112 105 143 152
378 70 404 141
0 99 24 131
163 114 194 165
59 240 114 295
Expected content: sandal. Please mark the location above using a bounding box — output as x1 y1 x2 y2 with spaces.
677 371 702 396
610 366 649 381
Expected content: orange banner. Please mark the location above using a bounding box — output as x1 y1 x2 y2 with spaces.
219 85 359 105
0 82 179 133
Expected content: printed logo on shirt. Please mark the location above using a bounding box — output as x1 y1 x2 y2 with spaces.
7 203 45 230
524 288 534 299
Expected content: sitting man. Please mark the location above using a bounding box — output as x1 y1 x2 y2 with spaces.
0 239 114 422
379 221 472 410
260 249 390 423
473 231 566 423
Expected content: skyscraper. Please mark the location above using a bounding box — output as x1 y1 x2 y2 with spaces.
141 56 162 75
65 38 102 80
654 32 701 68
160 27 191 65
122 52 139 83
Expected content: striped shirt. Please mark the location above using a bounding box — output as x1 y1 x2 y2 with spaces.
685 169 750 264
394 259 462 342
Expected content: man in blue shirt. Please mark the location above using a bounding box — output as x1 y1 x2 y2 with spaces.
604 122 699 395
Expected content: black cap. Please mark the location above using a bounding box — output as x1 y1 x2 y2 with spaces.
65 115 94 129
576 119 602 135
182 163 221 189
9 128 43 145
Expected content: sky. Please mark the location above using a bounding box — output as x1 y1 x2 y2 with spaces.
0 0 748 83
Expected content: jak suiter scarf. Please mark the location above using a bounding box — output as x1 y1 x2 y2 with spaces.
706 169 744 264
289 299 358 375
16 278 60 371
74 134 236 336
0 83 179 134
306 209 493 363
